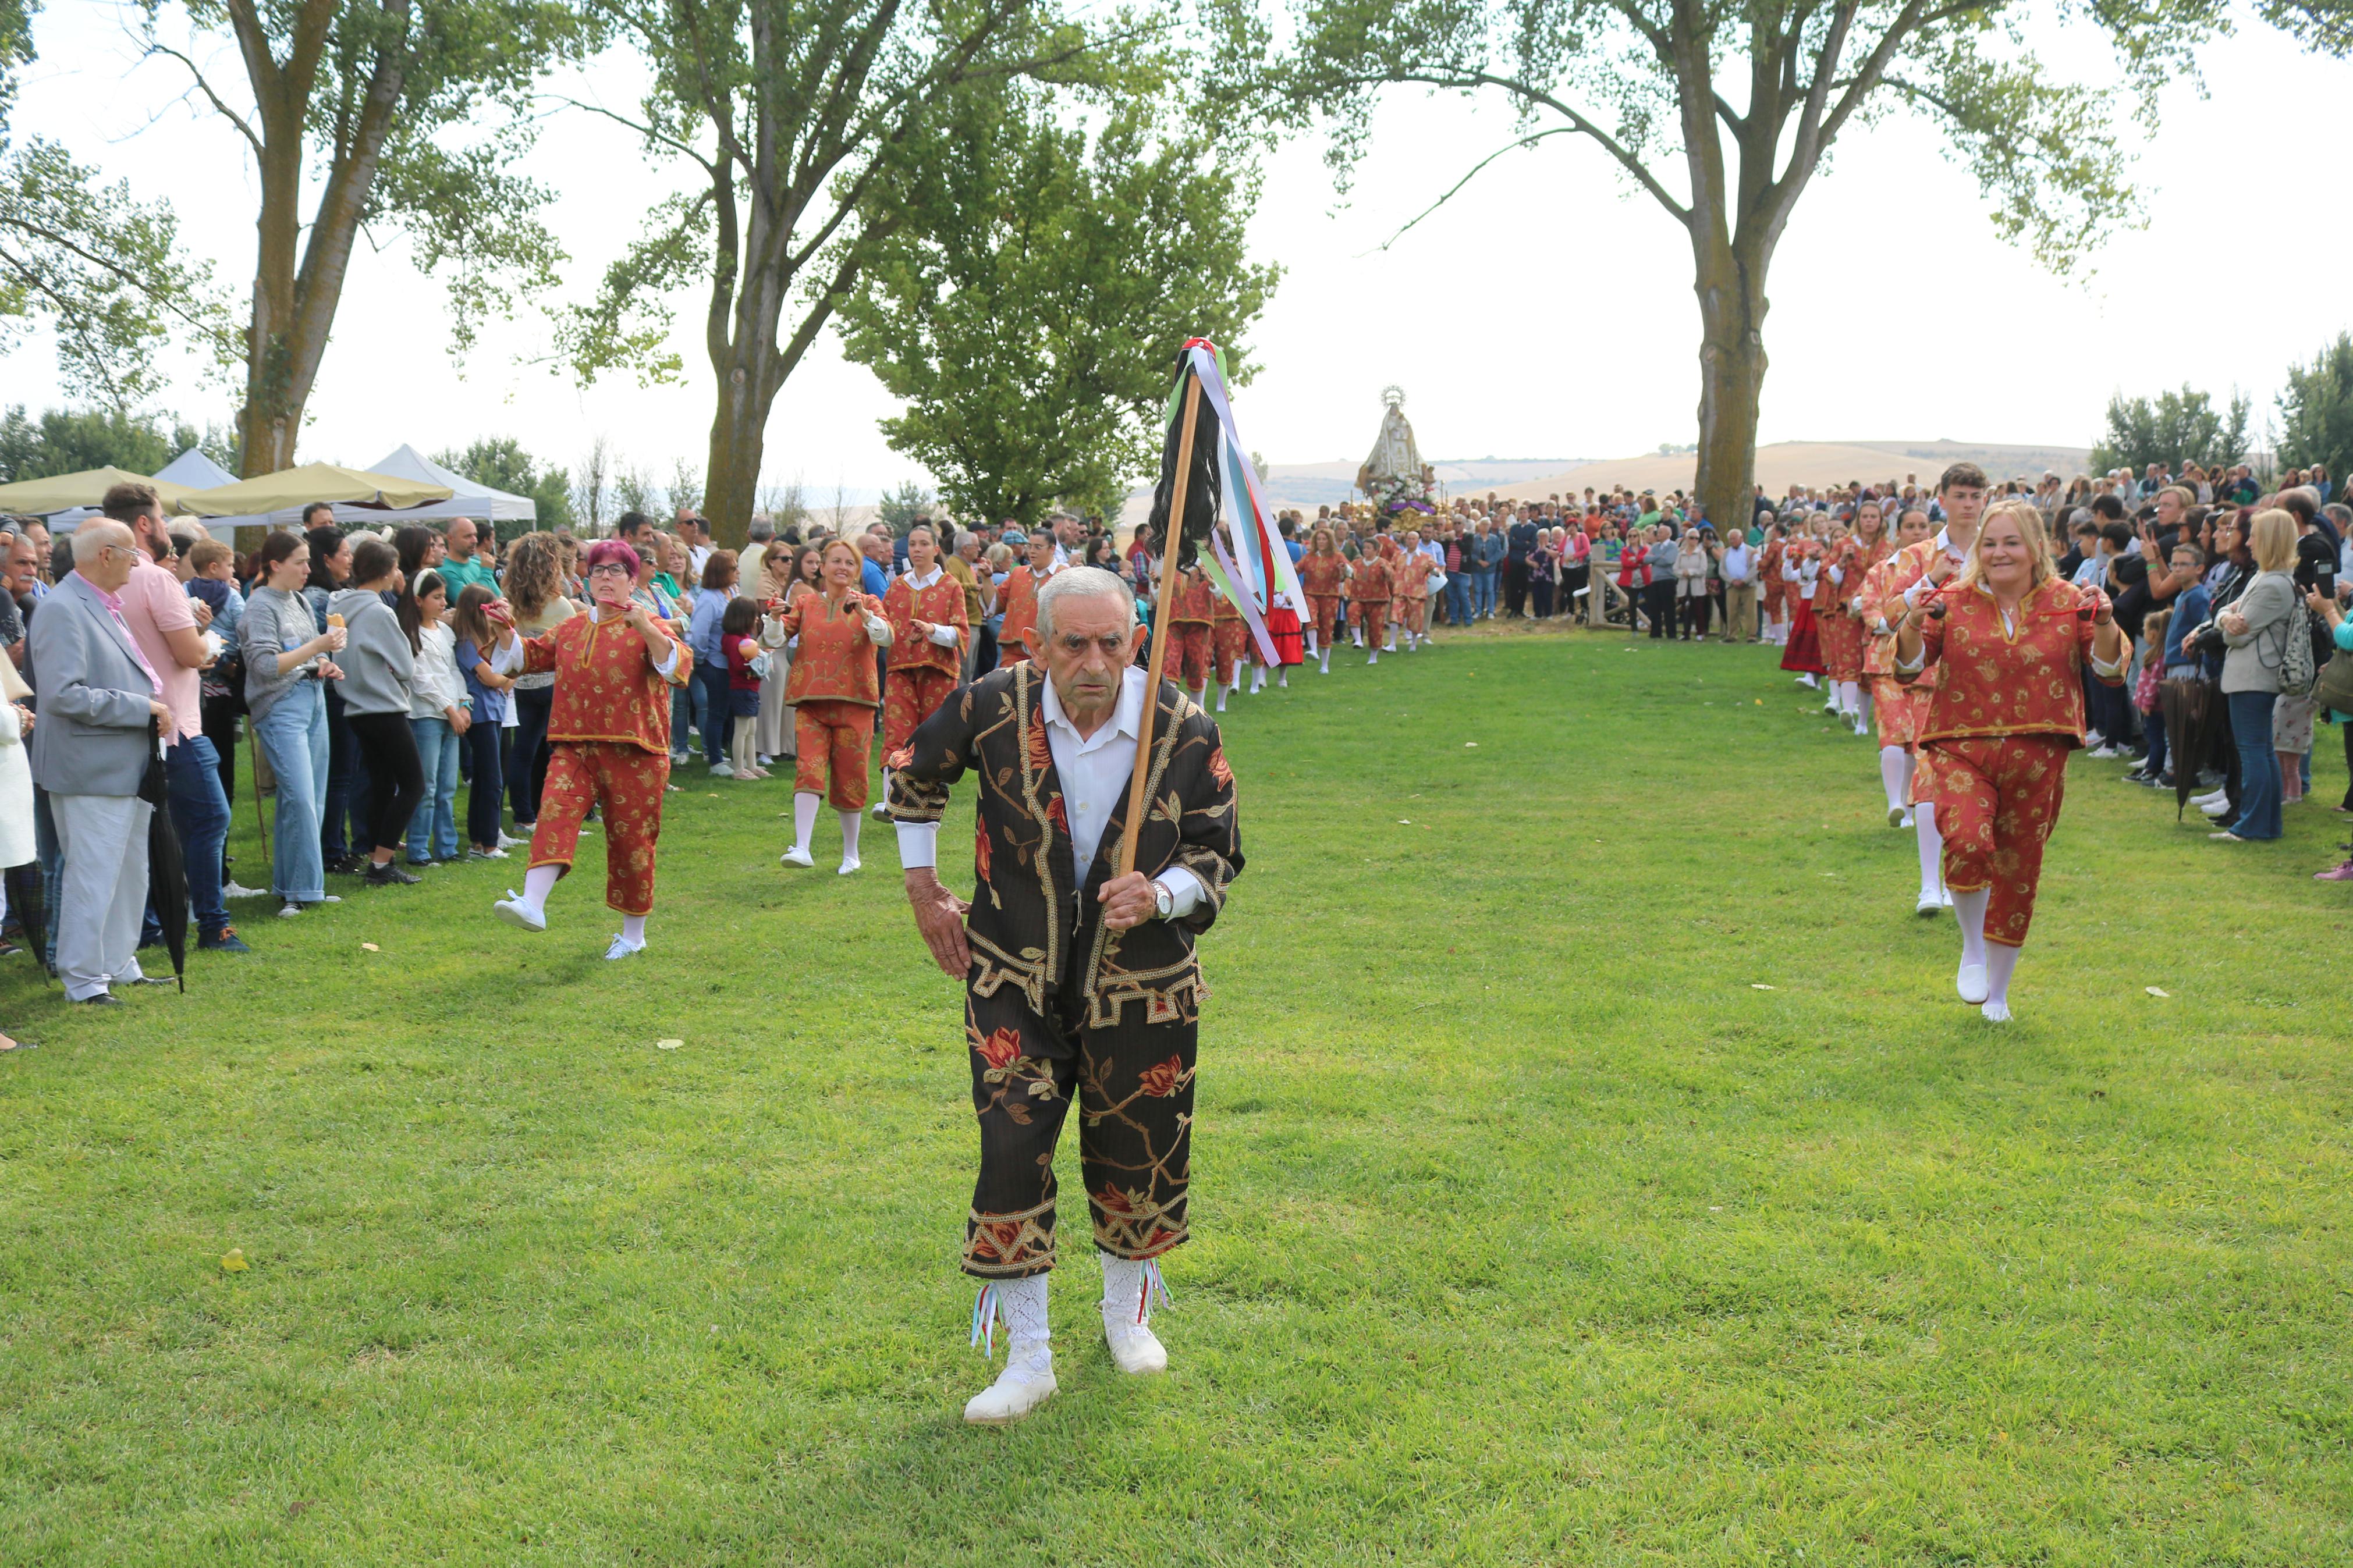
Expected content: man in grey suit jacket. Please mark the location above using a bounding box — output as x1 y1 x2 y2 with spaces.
26 521 173 1003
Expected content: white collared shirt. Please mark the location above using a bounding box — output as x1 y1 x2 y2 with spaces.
895 664 1202 916
900 566 961 644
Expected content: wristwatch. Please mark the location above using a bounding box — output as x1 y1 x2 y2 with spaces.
1152 881 1174 921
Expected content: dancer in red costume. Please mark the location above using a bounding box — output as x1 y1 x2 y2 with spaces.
878 524 969 817
1779 534 1826 683
1893 500 2128 1022
492 539 692 960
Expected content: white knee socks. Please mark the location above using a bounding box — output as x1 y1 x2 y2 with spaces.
1100 1250 1149 1327
514 861 561 918
792 791 821 855
1953 886 1989 969
1880 746 1910 816
837 808 861 872
620 912 647 945
975 1273 1052 1370
1983 942 2021 1021
1854 687 1873 733
1914 800 1943 896
1318 647 1330 672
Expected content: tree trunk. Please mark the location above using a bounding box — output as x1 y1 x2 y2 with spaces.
704 353 767 547
1691 230 1770 541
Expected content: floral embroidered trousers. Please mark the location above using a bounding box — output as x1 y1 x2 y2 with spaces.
882 667 957 755
1211 620 1249 685
961 979 1197 1279
1924 734 2070 947
1169 623 1211 689
1873 676 1930 751
793 697 874 810
1354 599 1388 648
529 741 669 916
1305 595 1342 643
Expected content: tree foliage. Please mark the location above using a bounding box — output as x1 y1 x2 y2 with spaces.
0 1 237 408
2088 386 2251 477
141 0 587 472
2275 332 2353 485
837 87 1275 530
875 479 935 534
559 0 1124 543
433 433 575 539
0 403 234 483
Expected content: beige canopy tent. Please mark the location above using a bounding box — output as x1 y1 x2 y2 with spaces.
176 461 454 522
0 465 202 517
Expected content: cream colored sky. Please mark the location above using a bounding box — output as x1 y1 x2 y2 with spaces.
4 5 2347 495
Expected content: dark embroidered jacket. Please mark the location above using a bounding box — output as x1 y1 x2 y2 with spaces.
886 662 1243 1027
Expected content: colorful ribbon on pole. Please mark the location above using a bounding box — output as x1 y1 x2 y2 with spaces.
1162 339 1304 665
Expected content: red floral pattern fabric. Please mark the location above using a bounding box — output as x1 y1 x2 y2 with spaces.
776 592 886 708
522 611 690 756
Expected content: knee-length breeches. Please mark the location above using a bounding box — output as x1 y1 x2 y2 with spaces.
1873 675 1928 750
1399 599 1427 635
1923 734 2070 947
1170 624 1211 688
1356 600 1388 646
1211 620 1248 684
793 697 874 810
962 986 1196 1279
1307 596 1341 642
530 741 668 916
883 667 958 755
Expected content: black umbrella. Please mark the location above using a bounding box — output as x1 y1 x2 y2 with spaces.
11 862 52 989
137 720 187 993
2162 674 2217 823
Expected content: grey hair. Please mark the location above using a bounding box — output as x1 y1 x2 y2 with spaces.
1032 565 1135 643
72 520 134 564
746 517 776 541
952 529 978 553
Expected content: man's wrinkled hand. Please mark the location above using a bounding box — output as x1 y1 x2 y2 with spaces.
1098 870 1158 931
906 869 971 977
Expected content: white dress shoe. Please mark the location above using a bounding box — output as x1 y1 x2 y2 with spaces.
1102 1313 1167 1375
493 894 546 933
963 1359 1057 1425
1916 888 1942 916
604 933 645 961
1939 887 1954 908
1956 962 1989 1005
836 856 861 876
1887 805 1907 827
1980 1000 2013 1022
780 846 815 868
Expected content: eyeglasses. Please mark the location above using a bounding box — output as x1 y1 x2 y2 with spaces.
587 563 633 578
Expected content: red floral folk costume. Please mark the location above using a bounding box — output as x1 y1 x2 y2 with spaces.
996 561 1056 669
774 589 890 811
1297 549 1347 667
489 581 693 962
1778 543 1825 675
1167 567 1213 692
883 566 970 755
1349 550 1394 660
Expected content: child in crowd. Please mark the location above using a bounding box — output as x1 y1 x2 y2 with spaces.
723 596 770 780
452 584 519 857
402 570 469 865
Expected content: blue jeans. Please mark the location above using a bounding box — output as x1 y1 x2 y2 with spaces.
462 711 505 848
1445 575 1472 626
1474 570 1498 617
165 733 231 934
693 659 734 767
2226 688 2281 840
406 716 462 862
669 678 704 758
254 682 330 902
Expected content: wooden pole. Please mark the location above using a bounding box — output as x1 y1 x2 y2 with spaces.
1116 372 1204 879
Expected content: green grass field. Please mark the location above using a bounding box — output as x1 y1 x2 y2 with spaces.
3 626 2350 1566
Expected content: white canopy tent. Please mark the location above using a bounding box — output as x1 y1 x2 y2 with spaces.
154 447 239 492
355 445 537 526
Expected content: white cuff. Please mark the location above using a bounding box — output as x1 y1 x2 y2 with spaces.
928 623 960 647
1154 866 1204 919
864 614 892 643
2089 650 2128 680
1893 648 1926 674
652 645 679 680
895 820 938 869
489 638 527 674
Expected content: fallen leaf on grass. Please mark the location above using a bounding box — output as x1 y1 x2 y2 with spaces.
219 1248 248 1272
1751 983 1776 990
360 942 379 952
1397 819 1411 825
2145 986 2170 998
656 1038 684 1051
1464 741 1479 748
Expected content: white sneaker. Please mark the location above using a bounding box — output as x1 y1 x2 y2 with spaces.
492 893 547 933
962 1358 1057 1425
1939 887 1954 908
1887 805 1907 828
1956 962 1989 1005
837 856 861 876
757 754 773 767
1981 1000 2012 1023
2087 745 2120 760
469 847 509 861
872 801 890 819
2200 798 2233 819
1899 810 1916 829
278 901 303 919
222 881 269 899
780 846 815 868
709 762 734 778
497 831 529 849
1102 1310 1167 1375
1916 888 1943 916
604 933 645 961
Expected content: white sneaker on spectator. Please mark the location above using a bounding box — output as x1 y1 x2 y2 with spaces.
709 762 734 778
604 933 645 961
469 847 509 860
780 847 815 868
497 831 528 849
2086 745 2120 759
2200 798 2232 819
1955 963 1989 1004
223 881 268 899
757 754 773 767
278 901 303 919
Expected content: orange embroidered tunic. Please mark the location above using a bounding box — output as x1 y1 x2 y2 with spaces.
1394 550 1435 600
1211 582 1243 624
1857 552 1908 678
1879 535 1960 691
1171 569 1214 625
1348 555 1393 604
1829 538 1891 619
998 564 1056 650
884 570 968 677
1903 577 2120 747
777 591 888 708
523 609 690 756
1298 553 1347 600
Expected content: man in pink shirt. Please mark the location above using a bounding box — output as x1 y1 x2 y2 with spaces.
104 483 250 955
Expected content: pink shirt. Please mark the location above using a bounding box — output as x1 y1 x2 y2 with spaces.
118 556 200 741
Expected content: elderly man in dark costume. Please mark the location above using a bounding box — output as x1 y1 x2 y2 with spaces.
888 564 1243 1425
